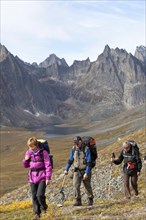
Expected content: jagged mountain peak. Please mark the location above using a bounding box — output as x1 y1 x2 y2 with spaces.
39 53 68 68
134 45 146 62
99 44 126 59
136 45 146 52
0 44 10 62
102 44 111 55
72 57 91 65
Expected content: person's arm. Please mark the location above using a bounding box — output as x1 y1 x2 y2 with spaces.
85 147 92 175
22 150 31 168
113 151 124 165
65 148 74 172
135 152 142 173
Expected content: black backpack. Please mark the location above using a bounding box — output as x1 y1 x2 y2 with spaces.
82 136 98 168
128 140 140 157
37 139 53 169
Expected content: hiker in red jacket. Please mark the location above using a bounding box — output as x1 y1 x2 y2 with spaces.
22 137 52 220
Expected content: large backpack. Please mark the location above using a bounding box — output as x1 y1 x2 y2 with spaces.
128 140 140 157
82 136 98 168
37 139 53 169
122 140 141 175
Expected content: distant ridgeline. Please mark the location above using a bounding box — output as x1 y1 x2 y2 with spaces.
0 43 146 129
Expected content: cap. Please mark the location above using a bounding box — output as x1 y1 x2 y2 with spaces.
73 136 82 143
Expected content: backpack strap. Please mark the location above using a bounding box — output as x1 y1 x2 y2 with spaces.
39 150 44 161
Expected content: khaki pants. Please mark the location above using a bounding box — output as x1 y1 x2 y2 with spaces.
124 173 138 198
73 170 94 200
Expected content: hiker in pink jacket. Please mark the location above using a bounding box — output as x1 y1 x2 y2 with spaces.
22 137 52 220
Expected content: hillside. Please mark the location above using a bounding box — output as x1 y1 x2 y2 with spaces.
0 104 145 197
0 127 146 220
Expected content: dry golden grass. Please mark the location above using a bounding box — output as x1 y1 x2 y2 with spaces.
1 196 145 220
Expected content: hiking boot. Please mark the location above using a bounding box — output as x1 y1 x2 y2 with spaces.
88 198 93 206
32 214 40 220
73 198 82 206
41 209 47 216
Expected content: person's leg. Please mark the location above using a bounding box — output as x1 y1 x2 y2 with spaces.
124 173 131 199
73 171 82 205
30 183 41 216
131 173 138 196
83 173 94 205
36 181 48 212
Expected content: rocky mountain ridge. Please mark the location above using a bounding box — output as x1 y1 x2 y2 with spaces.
0 44 146 129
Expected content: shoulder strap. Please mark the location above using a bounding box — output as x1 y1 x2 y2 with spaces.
83 145 88 153
72 145 87 156
39 149 44 161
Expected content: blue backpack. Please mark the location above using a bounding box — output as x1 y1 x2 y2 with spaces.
37 139 53 169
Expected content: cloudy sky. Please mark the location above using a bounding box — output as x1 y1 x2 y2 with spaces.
1 0 145 66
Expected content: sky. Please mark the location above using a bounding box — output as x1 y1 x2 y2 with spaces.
1 0 145 66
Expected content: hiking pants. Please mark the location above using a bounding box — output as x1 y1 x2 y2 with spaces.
73 170 94 200
30 181 48 215
124 173 138 198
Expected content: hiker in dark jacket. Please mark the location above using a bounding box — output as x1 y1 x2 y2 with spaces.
111 141 142 199
22 137 52 220
64 136 94 206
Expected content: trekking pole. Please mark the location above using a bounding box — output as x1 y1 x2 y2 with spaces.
57 174 67 207
108 152 115 199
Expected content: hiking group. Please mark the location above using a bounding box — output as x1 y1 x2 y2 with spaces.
22 136 144 220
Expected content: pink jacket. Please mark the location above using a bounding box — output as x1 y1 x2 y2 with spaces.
22 148 52 184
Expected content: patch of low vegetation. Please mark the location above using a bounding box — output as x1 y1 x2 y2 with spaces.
0 196 146 220
0 201 62 220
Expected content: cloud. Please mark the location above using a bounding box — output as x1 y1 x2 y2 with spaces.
1 1 145 65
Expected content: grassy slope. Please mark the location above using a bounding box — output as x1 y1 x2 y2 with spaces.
0 127 146 219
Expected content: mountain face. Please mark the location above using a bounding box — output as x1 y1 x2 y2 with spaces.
0 44 146 129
